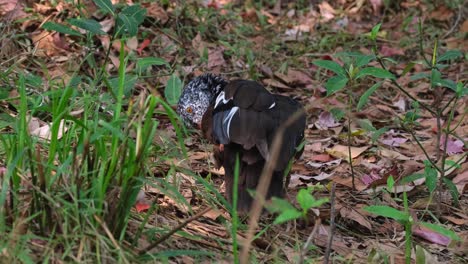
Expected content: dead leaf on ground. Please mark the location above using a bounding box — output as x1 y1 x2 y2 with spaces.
326 145 369 161
29 118 68 140
31 31 64 57
378 148 411 160
315 111 340 130
144 2 169 23
286 69 313 85
310 153 333 162
339 206 372 231
380 45 405 57
331 173 367 191
307 158 341 169
207 47 226 69
461 19 468 34
318 1 335 22
429 5 453 21
443 215 468 226
363 184 414 194
413 224 451 246
452 168 468 193
263 79 292 90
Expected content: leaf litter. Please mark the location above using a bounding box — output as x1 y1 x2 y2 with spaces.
1 0 467 262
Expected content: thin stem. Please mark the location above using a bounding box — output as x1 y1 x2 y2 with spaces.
323 183 337 264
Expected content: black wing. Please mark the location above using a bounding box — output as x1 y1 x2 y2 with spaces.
211 79 305 171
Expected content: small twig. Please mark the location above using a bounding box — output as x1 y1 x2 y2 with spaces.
138 207 212 255
299 218 321 264
442 5 463 39
347 102 356 190
323 183 336 264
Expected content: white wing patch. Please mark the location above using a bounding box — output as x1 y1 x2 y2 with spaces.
214 91 231 109
223 106 239 139
269 102 276 109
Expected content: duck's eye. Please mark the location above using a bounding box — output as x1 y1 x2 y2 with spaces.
186 107 193 113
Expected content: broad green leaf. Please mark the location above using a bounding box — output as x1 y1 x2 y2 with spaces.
25 73 43 88
437 50 462 62
68 18 105 35
42 21 82 37
165 74 183 105
313 60 347 77
386 175 395 191
93 0 114 15
273 208 302 224
325 76 348 96
309 198 329 208
136 57 168 72
296 189 315 211
330 108 345 121
415 245 426 264
438 79 457 91
355 67 395 80
363 205 409 222
424 160 437 193
357 81 382 110
410 72 430 81
355 55 375 68
108 75 137 97
371 127 388 143
357 119 376 132
266 197 297 213
430 69 442 87
400 173 425 184
401 62 415 77
455 82 467 97
420 222 461 241
369 23 381 41
442 177 459 207
117 14 138 37
121 4 146 25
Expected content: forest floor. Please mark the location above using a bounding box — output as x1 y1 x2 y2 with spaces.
0 0 467 263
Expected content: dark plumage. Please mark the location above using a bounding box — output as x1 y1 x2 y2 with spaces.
177 74 306 212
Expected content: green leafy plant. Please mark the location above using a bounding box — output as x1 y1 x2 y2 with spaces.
267 185 328 225
364 191 460 264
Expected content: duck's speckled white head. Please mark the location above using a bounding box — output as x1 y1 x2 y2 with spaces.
177 74 227 129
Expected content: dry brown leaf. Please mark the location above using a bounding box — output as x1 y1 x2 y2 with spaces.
203 209 222 220
364 184 414 194
286 69 313 85
207 47 226 69
461 19 468 34
192 33 206 55
369 0 383 14
429 5 453 21
31 31 62 57
331 173 367 191
127 37 138 51
413 224 451 246
310 154 333 162
452 168 468 193
0 0 19 13
189 151 210 160
378 148 411 160
443 215 468 226
339 206 372 231
326 145 369 161
318 1 335 22
29 118 68 140
100 18 114 33
262 78 291 90
144 2 169 23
